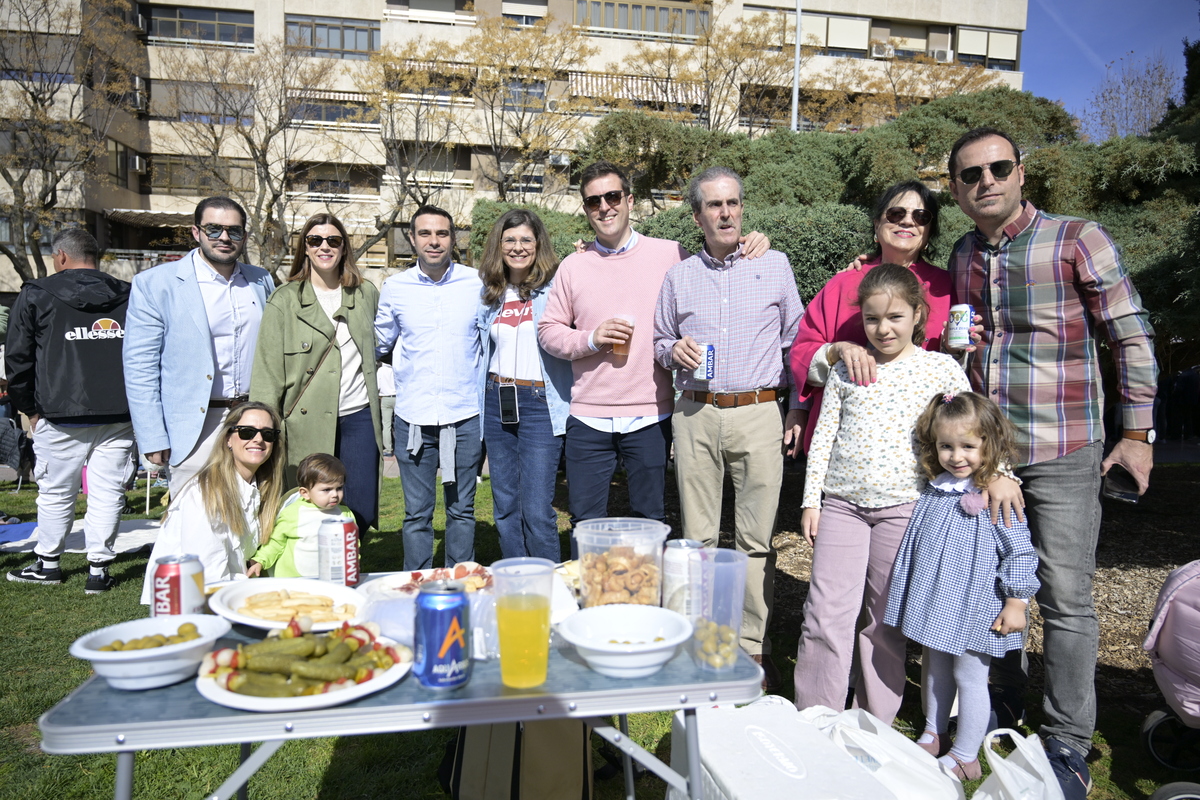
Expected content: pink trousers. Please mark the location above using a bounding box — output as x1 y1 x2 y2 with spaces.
793 495 914 724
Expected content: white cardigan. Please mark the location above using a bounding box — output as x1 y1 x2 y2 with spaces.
140 476 261 604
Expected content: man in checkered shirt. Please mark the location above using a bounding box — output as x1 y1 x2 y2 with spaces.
946 127 1157 800
652 166 805 693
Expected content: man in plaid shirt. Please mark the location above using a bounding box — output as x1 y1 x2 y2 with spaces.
946 127 1157 800
653 166 805 692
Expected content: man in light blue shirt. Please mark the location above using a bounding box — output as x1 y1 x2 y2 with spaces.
375 205 484 571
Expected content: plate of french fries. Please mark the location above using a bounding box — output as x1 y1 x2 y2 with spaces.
208 578 367 632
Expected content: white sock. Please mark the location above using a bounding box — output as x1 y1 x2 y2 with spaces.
39 557 60 570
89 563 106 576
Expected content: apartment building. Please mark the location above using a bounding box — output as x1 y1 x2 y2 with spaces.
0 0 1026 284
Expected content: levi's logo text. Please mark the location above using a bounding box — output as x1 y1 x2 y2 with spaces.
65 318 124 341
495 299 533 328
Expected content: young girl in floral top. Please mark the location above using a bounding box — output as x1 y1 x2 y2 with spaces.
885 392 1038 781
793 264 971 724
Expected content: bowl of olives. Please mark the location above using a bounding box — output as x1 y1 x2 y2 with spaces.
69 614 231 690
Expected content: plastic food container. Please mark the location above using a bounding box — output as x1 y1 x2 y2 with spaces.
574 518 669 608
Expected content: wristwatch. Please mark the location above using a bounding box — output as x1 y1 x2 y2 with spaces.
1122 429 1157 444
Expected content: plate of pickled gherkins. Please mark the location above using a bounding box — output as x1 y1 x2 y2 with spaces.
196 620 413 711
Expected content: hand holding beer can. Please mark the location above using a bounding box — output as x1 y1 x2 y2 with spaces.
947 304 974 350
692 343 715 381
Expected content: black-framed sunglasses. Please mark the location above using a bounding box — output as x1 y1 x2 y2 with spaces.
956 159 1017 185
199 224 246 242
884 207 933 226
231 425 280 443
305 234 344 248
582 190 626 211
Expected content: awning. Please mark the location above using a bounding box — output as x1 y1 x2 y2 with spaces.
105 209 194 228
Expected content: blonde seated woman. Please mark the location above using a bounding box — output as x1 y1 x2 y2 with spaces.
140 402 285 603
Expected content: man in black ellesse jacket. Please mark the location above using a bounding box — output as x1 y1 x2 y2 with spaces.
6 229 135 594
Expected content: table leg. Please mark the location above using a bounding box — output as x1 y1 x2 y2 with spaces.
684 707 703 800
618 714 635 800
206 740 285 800
238 743 251 800
588 718 688 796
113 751 134 800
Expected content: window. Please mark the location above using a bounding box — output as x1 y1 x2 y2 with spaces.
957 28 1020 71
152 81 254 126
107 139 129 183
0 217 10 244
145 6 254 44
286 15 380 60
503 79 546 111
502 0 545 25
290 164 380 198
576 0 707 35
292 101 377 124
149 155 255 195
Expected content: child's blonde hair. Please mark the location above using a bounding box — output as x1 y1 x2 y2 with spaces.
854 263 929 345
296 453 347 490
915 391 1018 488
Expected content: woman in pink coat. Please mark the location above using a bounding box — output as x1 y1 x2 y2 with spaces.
790 180 953 453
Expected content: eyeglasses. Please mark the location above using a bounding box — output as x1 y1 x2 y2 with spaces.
199 224 246 242
582 190 626 211
305 234 344 248
502 236 536 249
232 425 280 443
884 207 933 226
956 159 1017 185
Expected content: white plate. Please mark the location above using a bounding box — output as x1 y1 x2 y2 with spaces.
195 638 411 712
208 577 367 632
359 569 579 625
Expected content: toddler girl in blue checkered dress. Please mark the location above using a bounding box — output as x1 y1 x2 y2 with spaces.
884 391 1040 782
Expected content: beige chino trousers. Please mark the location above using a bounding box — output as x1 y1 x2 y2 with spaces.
673 395 783 655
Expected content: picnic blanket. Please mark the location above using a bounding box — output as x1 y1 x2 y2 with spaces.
0 518 161 554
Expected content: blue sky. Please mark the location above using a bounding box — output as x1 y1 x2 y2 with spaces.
1022 0 1199 119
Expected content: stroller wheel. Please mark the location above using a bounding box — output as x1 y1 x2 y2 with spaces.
1151 782 1200 800
1144 709 1200 771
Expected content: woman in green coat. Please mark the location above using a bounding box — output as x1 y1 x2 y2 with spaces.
250 213 382 530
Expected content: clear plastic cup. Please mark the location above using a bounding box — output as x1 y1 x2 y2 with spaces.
573 518 669 608
492 557 555 688
611 314 635 356
687 548 748 671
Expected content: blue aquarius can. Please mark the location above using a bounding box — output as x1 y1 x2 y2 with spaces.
414 580 472 689
692 343 716 381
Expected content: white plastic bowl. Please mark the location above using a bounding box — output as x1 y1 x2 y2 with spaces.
69 614 231 690
556 604 692 678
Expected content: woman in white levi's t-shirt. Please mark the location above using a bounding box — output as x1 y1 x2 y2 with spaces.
476 209 573 562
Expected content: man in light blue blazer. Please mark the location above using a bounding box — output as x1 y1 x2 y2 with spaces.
123 197 276 492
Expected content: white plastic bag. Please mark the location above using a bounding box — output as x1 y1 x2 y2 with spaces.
798 706 966 800
973 729 1066 800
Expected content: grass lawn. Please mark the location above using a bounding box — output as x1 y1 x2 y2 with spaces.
3 467 1199 798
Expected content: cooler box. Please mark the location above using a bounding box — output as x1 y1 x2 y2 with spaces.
667 698 897 800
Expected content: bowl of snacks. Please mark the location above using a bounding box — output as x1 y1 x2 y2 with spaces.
69 614 231 690
557 604 691 678
574 518 668 608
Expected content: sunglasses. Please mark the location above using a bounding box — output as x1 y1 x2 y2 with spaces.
199 224 246 242
305 234 344 248
884 207 933 226
231 425 280 443
582 190 626 211
956 159 1017 185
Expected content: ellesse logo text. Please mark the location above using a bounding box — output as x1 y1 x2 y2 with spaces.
65 319 124 341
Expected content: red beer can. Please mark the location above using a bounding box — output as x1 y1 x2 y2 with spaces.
150 554 206 616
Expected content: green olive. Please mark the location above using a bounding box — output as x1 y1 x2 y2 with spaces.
177 622 199 636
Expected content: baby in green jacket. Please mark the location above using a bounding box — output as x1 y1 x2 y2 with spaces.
248 453 358 578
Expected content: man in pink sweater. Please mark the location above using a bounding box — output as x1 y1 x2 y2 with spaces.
538 161 767 543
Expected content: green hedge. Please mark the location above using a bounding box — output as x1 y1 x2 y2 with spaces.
467 200 594 264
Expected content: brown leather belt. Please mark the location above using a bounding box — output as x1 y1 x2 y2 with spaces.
489 373 546 388
209 394 249 408
683 388 782 408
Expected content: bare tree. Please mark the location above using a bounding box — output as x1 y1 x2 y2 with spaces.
859 40 1000 124
153 36 338 273
0 0 139 281
457 15 595 202
1083 50 1180 141
346 43 466 261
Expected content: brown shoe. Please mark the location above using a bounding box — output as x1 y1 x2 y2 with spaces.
750 653 783 693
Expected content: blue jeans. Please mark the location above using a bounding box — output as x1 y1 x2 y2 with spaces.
992 441 1103 756
394 415 482 571
334 406 378 531
484 380 564 562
